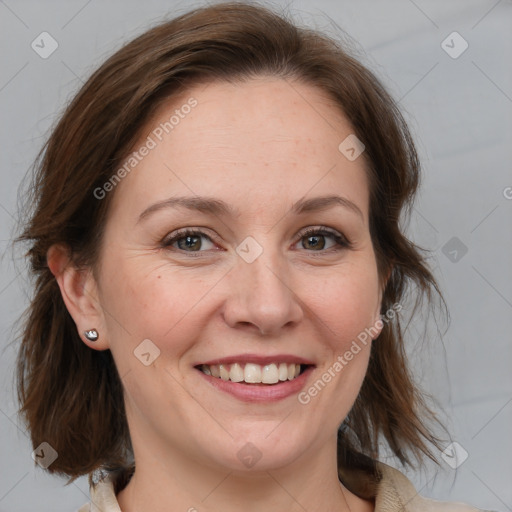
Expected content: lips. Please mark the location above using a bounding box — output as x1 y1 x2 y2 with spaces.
193 354 315 401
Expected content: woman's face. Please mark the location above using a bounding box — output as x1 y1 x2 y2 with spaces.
93 77 383 474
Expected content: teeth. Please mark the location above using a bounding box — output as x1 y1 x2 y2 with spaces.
200 362 303 384
244 363 261 383
219 364 229 381
229 363 244 382
278 362 288 381
261 364 278 384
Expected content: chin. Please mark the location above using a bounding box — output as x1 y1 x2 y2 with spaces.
201 426 312 473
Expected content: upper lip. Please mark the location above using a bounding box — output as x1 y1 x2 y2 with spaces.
196 353 315 366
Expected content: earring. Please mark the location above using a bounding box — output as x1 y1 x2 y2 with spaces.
84 329 99 342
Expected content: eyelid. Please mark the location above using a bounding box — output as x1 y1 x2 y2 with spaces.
297 225 350 244
161 225 351 254
161 227 220 251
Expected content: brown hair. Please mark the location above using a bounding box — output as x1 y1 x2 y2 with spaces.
16 1 447 489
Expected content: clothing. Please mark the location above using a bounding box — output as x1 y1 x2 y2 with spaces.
77 460 487 511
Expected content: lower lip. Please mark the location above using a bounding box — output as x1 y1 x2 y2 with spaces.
196 367 314 402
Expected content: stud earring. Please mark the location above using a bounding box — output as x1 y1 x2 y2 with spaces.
84 329 99 342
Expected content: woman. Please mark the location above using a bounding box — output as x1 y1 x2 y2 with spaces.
15 2 485 510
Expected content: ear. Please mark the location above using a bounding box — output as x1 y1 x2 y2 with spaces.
47 244 109 351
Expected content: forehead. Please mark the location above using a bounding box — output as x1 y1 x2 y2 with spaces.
108 77 370 225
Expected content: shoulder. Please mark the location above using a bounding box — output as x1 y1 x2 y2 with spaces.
375 461 489 511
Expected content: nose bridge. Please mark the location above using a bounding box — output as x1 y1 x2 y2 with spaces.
243 244 288 299
223 235 303 334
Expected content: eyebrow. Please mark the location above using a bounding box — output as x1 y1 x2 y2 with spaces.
137 194 364 223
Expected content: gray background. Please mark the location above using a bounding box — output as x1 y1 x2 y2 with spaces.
1 0 511 510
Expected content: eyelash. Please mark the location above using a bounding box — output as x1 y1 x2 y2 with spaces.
161 226 351 257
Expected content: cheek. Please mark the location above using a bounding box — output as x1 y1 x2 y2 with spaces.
99 263 211 419
308 261 380 346
99 255 219 355
303 268 377 418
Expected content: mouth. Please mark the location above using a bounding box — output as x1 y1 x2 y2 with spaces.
195 362 311 385
193 356 315 402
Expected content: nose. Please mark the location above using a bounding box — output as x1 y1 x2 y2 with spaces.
222 245 303 336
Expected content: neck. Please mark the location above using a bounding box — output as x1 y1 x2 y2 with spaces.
116 433 373 512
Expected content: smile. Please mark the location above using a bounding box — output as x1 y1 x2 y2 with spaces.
199 362 305 384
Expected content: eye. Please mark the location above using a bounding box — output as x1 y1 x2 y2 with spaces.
161 226 351 256
161 229 216 253
294 227 351 252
